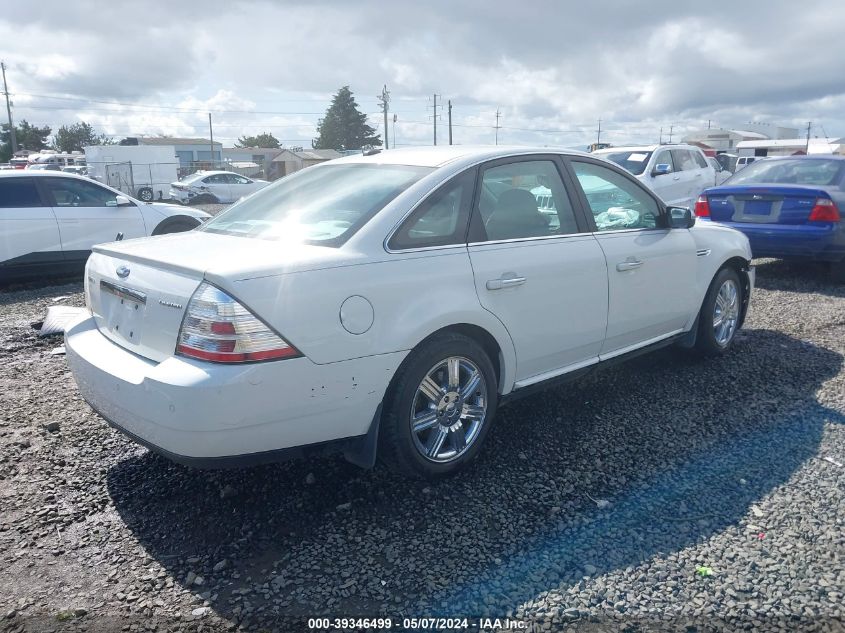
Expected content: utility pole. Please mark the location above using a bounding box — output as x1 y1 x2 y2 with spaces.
448 100 453 145
659 127 663 144
392 113 397 149
668 125 674 143
805 121 812 153
1 61 18 154
378 85 390 149
494 108 501 145
433 94 438 146
208 113 214 168
596 118 602 147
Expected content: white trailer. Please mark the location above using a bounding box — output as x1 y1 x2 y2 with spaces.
84 145 179 202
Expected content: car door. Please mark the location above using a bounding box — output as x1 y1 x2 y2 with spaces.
566 158 698 358
228 173 255 200
672 149 705 208
39 177 147 263
647 148 687 206
0 176 63 274
202 174 233 202
466 156 608 385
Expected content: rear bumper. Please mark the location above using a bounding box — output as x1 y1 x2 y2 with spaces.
168 188 193 204
65 315 404 463
704 219 845 262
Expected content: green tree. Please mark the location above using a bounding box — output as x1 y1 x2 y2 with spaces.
312 86 380 151
235 132 280 149
53 121 115 153
0 120 52 162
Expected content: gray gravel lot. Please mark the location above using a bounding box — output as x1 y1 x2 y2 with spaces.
0 260 843 632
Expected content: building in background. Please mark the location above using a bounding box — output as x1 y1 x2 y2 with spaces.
121 137 222 171
222 147 283 179
682 124 799 153
271 148 343 178
736 137 845 157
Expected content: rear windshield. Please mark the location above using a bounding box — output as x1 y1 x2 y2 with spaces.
201 163 432 246
598 151 653 175
727 158 845 187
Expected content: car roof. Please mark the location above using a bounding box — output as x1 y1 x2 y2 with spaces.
593 144 703 154
0 170 90 181
333 145 592 168
748 154 845 161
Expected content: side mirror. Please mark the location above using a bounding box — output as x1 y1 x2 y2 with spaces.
114 195 133 207
668 206 695 229
652 163 672 177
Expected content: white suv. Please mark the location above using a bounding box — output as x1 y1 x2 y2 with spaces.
0 171 210 284
592 144 715 209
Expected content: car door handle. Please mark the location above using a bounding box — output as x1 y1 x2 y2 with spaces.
616 259 644 272
486 274 526 290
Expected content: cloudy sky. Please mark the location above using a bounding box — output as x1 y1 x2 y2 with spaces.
2 0 844 150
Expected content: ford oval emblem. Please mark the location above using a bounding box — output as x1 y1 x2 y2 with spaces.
116 265 130 279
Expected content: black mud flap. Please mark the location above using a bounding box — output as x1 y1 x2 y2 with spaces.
343 404 382 469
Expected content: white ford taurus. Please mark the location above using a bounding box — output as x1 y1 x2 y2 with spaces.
65 146 754 478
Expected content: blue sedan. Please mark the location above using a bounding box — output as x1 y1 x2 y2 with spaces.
694 155 845 281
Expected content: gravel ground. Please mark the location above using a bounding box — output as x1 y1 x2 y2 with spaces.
0 260 843 632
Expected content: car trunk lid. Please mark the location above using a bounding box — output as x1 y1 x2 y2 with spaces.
706 185 828 225
87 231 360 362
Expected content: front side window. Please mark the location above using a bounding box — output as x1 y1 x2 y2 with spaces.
571 161 661 232
653 149 674 173
388 169 474 250
202 163 431 246
475 160 579 241
0 178 41 208
694 151 709 168
43 178 121 208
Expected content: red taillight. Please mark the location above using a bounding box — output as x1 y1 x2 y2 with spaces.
808 198 840 222
176 281 301 363
694 195 711 217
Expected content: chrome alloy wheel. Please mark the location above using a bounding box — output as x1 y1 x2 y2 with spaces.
713 278 740 347
410 356 488 463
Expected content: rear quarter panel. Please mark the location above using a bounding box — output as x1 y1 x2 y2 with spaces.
218 248 519 393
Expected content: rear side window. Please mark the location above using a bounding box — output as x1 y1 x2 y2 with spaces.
693 151 708 168
474 159 579 241
0 178 41 208
388 169 475 250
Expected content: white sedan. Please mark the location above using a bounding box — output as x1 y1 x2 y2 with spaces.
0 171 210 284
65 146 754 478
169 170 269 205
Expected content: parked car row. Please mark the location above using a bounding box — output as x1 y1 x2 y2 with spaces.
591 143 718 209
64 146 754 478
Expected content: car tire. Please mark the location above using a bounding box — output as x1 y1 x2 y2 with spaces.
137 187 154 202
695 267 743 357
151 217 200 236
190 194 217 205
379 332 498 479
